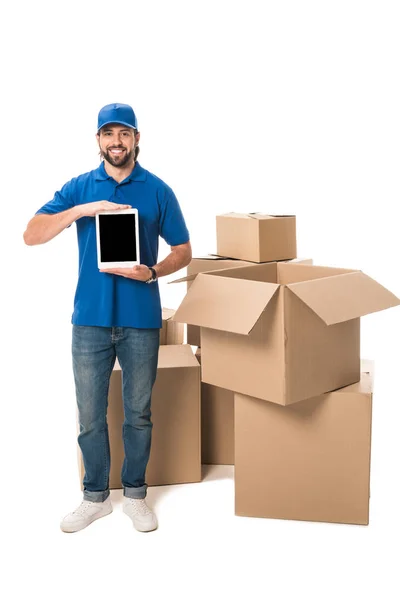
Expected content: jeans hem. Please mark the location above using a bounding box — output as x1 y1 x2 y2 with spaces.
83 489 110 502
123 484 147 499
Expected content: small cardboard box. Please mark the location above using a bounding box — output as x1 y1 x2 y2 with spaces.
78 345 201 489
187 256 312 346
173 262 399 405
216 213 297 263
196 348 234 465
160 307 184 345
234 361 374 525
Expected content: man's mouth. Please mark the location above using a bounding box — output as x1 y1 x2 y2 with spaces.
108 147 126 155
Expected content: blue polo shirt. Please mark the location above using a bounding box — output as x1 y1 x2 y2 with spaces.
36 161 190 328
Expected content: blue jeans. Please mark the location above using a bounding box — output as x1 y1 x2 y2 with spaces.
72 325 160 502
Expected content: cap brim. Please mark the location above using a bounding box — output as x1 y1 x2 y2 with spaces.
97 120 137 132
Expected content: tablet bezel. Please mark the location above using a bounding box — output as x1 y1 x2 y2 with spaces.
95 208 140 269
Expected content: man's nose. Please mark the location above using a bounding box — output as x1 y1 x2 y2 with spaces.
110 134 124 146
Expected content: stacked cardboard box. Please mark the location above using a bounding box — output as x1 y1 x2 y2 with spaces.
171 214 400 524
78 312 201 489
160 307 184 345
175 261 398 404
187 215 307 463
234 360 374 524
196 348 234 465
216 213 297 263
187 215 306 462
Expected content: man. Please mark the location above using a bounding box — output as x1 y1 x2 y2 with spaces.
23 103 192 534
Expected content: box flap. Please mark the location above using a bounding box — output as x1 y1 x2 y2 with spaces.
287 271 400 325
169 262 268 285
162 308 175 321
172 272 280 334
113 345 198 371
248 213 295 220
218 212 294 220
193 254 232 260
158 345 199 369
169 273 198 284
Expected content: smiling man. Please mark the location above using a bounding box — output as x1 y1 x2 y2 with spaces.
23 103 192 534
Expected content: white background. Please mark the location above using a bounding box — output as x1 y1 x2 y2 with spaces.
2 1 400 598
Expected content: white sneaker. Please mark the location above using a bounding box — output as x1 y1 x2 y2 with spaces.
123 497 158 532
60 497 113 533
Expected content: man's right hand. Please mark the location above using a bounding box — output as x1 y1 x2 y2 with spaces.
23 201 132 246
78 200 131 218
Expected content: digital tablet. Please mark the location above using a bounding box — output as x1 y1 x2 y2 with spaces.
95 208 140 269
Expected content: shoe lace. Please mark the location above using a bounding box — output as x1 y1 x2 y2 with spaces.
72 500 93 516
127 498 152 516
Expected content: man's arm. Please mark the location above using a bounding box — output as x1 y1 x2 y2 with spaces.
23 207 82 246
100 241 192 281
23 200 131 246
153 241 192 278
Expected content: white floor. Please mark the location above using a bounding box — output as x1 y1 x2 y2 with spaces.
4 460 398 600
5 312 399 599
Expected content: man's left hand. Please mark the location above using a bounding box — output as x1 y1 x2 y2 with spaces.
100 264 152 281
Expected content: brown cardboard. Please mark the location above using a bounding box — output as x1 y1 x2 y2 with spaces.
173 262 399 405
78 345 201 489
160 307 184 345
196 348 234 464
186 256 313 346
216 213 297 263
187 257 255 346
234 361 374 525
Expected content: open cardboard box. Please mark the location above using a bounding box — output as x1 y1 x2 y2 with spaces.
187 257 313 346
172 262 399 405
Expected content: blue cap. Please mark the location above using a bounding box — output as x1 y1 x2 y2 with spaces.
97 103 138 132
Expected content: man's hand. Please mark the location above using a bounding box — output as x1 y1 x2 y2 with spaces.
100 264 152 281
78 200 131 218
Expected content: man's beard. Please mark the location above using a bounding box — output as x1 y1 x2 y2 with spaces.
101 146 135 168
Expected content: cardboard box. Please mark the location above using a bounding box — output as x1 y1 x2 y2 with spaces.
173 262 399 405
78 345 201 489
216 213 297 263
234 361 374 525
187 256 313 346
160 307 184 345
188 257 255 346
196 348 234 464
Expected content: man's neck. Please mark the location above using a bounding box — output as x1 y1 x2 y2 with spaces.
103 159 136 184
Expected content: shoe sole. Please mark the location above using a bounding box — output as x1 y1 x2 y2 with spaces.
123 507 158 532
60 505 113 533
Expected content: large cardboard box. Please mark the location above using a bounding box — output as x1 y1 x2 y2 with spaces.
216 213 297 263
78 345 201 489
234 362 374 525
196 348 234 465
187 256 313 346
173 262 399 405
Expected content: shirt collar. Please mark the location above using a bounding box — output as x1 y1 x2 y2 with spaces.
94 161 147 183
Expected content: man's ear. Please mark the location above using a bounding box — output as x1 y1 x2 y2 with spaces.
135 131 141 143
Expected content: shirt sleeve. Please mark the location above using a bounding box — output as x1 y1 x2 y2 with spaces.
159 188 190 246
35 179 77 228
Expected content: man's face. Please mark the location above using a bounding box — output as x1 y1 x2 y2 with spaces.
97 124 139 168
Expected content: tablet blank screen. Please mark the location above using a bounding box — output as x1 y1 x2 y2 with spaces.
99 213 138 262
